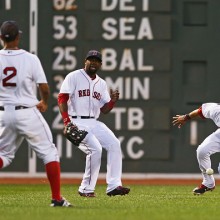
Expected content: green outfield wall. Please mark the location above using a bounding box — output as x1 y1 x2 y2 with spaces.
0 0 219 175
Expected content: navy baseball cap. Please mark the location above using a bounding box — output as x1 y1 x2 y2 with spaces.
0 20 22 41
85 50 102 62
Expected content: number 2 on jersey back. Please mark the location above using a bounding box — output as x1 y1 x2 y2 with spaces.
3 67 17 87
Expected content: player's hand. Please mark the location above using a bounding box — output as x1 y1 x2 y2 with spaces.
64 122 88 146
172 115 187 129
63 122 77 136
36 100 48 112
110 89 119 102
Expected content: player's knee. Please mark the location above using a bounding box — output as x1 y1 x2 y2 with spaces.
196 144 209 159
197 149 205 159
110 138 121 152
115 138 121 148
39 146 60 165
93 146 102 156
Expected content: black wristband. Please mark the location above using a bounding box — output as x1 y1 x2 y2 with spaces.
184 114 191 121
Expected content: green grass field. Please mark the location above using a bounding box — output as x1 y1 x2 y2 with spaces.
0 184 220 220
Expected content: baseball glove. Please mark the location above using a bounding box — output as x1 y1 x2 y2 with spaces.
64 122 88 146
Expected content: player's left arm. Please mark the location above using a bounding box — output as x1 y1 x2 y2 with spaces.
101 89 119 114
37 83 49 112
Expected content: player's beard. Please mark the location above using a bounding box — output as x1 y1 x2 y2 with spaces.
87 65 98 75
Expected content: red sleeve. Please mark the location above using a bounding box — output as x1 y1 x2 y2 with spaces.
100 100 115 113
58 93 70 125
58 93 69 104
198 106 205 119
107 100 115 109
61 112 71 125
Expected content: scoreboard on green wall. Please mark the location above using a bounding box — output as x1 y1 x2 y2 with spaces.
0 0 172 174
4 0 216 175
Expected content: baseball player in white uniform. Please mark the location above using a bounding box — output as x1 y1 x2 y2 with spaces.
0 21 72 207
58 50 130 197
172 103 220 195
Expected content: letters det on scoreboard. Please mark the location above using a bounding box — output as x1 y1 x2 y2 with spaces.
50 0 171 161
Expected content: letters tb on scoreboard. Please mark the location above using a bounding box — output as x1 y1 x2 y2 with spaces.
45 0 172 170
0 0 172 173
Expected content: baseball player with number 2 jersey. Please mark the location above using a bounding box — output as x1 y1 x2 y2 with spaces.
0 21 72 207
173 103 220 195
58 50 130 197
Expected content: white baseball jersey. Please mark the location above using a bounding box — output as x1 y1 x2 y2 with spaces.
0 49 47 106
196 102 220 189
201 103 220 127
0 49 59 168
60 68 111 118
59 68 123 193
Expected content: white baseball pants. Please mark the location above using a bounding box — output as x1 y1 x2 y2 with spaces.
196 128 220 188
0 105 59 168
72 118 122 193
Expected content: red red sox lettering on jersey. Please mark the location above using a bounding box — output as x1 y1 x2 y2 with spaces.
60 69 110 118
78 89 101 101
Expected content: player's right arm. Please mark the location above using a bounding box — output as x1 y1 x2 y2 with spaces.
36 83 50 112
172 107 205 128
57 72 75 126
58 93 71 126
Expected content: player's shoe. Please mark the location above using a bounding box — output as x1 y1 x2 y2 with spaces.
50 197 73 207
107 186 130 196
193 184 215 195
78 191 96 197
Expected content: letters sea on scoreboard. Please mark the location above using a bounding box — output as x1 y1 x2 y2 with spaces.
100 1 154 72
101 0 152 41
